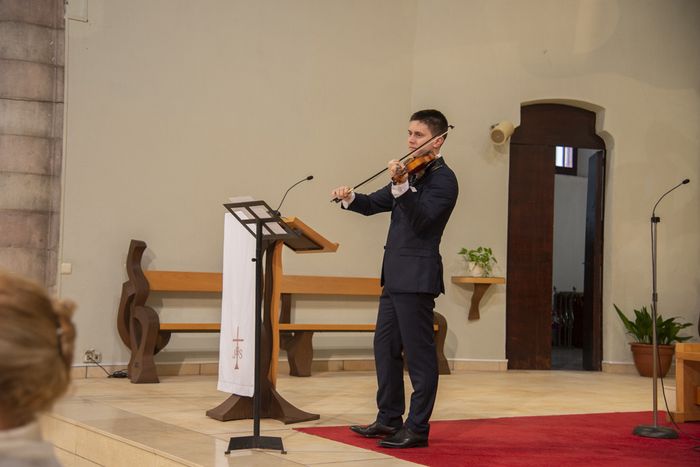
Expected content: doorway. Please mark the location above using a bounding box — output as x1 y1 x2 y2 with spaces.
551 148 603 370
506 103 606 371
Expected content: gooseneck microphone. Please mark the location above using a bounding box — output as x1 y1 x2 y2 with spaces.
652 178 690 218
272 175 314 216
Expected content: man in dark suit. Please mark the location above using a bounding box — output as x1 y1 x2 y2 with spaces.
330 109 458 448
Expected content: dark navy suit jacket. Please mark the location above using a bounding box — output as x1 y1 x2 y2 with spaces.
346 158 458 296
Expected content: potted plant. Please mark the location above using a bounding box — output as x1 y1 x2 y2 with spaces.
614 304 693 377
458 246 497 277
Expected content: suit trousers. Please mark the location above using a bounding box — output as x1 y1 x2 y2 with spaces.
374 289 438 434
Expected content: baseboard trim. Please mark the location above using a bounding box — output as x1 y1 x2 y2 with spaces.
602 360 676 376
70 357 511 378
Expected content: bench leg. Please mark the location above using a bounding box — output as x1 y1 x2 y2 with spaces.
117 280 135 350
434 311 451 375
128 305 162 383
402 312 450 375
286 331 314 377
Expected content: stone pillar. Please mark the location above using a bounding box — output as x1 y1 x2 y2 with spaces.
0 0 64 288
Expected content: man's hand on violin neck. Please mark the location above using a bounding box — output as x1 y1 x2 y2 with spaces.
331 186 353 202
388 159 408 184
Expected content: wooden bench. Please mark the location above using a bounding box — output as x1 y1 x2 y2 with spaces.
672 343 700 423
275 274 450 378
117 239 450 384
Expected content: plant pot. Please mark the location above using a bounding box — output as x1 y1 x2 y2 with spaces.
629 342 675 378
466 261 485 277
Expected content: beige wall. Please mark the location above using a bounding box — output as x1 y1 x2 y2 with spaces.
60 0 699 367
409 0 699 364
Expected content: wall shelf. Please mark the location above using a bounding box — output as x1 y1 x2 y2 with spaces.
451 276 506 320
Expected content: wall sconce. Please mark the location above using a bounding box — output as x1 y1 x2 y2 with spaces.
489 121 514 145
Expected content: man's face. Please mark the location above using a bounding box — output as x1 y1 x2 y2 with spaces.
407 120 435 152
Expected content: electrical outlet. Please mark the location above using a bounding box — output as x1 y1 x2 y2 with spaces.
83 349 102 364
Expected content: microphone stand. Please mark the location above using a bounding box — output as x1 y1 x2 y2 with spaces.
633 179 689 439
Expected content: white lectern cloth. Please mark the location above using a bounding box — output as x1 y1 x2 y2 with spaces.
217 212 256 396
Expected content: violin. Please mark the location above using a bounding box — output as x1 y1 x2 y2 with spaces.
331 125 453 203
390 152 438 184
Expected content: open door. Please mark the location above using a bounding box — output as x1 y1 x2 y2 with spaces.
582 151 605 370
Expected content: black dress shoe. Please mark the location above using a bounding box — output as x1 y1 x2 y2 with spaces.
377 427 428 448
349 421 400 438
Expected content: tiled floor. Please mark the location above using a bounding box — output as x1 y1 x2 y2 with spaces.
43 369 672 466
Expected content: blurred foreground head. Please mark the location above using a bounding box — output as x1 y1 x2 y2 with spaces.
0 271 76 429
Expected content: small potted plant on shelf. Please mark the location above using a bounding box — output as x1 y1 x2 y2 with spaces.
614 304 693 377
458 246 497 277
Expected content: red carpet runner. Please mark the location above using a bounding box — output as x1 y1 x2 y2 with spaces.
296 412 700 466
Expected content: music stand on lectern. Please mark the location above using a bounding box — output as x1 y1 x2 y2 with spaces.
218 199 314 454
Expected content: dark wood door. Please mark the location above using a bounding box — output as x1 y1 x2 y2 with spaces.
506 144 555 369
583 151 605 370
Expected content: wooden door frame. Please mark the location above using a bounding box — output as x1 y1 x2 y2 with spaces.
506 103 606 370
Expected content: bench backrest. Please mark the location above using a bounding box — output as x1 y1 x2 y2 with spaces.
144 271 222 293
143 271 381 297
280 275 381 296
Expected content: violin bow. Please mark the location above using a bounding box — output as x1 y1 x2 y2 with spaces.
331 125 454 203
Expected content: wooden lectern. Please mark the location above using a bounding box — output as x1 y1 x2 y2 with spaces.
268 217 338 386
206 211 338 425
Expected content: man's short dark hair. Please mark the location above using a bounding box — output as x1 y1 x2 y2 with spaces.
410 109 448 140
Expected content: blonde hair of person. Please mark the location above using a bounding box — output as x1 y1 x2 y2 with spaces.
0 272 76 429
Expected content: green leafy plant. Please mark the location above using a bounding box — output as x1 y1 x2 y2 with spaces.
458 246 497 277
614 304 692 345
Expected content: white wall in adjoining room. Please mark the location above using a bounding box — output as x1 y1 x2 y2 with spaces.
553 174 587 294
552 149 597 294
59 0 699 368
